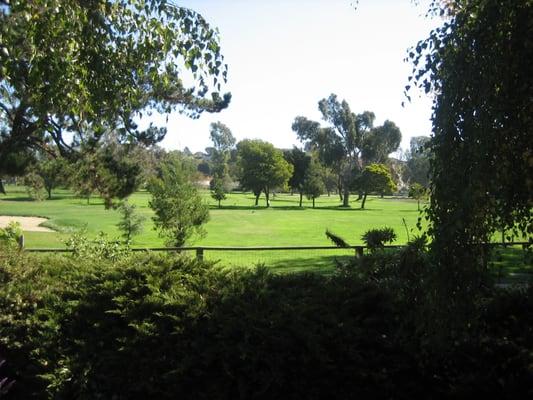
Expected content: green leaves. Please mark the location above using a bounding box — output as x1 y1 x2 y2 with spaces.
0 0 231 173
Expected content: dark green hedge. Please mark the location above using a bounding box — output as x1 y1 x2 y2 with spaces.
0 250 532 399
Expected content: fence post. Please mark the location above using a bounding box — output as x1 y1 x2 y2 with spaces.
355 246 364 258
17 234 25 251
196 248 204 261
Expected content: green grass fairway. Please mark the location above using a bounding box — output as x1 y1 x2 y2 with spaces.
0 185 426 249
2 184 530 277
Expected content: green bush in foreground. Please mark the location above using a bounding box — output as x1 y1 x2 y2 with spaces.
0 249 532 399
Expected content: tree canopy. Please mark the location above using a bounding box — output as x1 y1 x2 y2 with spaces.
293 94 401 206
409 0 533 321
0 0 231 174
236 139 293 207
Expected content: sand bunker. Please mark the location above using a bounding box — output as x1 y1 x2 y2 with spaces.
0 216 54 232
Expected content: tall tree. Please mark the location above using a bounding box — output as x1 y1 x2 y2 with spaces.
284 147 311 207
410 0 532 322
293 95 401 207
293 95 370 207
362 120 402 164
209 121 235 203
236 139 293 207
0 0 230 175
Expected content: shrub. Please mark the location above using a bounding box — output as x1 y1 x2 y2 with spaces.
0 250 532 399
361 227 397 250
0 222 22 249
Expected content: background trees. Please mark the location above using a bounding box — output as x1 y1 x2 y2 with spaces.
284 147 311 207
209 122 236 206
293 94 401 207
403 136 431 188
356 163 397 209
236 139 293 207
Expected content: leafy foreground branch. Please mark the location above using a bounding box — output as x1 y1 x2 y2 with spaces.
0 248 531 399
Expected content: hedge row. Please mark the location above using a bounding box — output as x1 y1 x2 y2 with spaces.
0 250 532 399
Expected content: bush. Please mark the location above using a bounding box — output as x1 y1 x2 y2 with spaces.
0 249 532 399
0 222 22 249
361 227 397 250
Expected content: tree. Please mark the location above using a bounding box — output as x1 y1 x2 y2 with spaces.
408 182 427 211
284 147 311 207
210 176 227 208
361 120 402 164
403 136 431 187
209 122 235 198
356 163 396 209
68 141 141 208
303 158 325 208
293 95 401 207
410 0 532 321
148 158 209 247
116 200 146 243
34 156 68 199
236 139 293 207
0 0 230 176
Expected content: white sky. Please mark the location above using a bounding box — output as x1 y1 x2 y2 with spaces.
151 0 441 153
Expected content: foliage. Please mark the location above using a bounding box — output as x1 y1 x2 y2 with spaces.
69 141 141 208
22 170 46 201
149 158 209 246
236 139 293 207
0 0 230 175
408 182 427 211
325 229 350 248
403 136 431 188
356 163 397 209
26 156 69 200
361 120 402 164
409 0 533 323
0 222 22 248
210 176 227 208
284 147 311 206
361 227 397 250
209 122 235 202
64 231 131 261
0 358 15 397
293 95 401 207
303 158 325 208
116 200 146 243
0 250 532 399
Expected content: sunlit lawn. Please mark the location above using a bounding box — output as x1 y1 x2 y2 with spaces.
1 184 530 278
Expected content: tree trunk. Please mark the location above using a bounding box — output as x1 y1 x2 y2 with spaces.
356 191 363 201
361 193 368 209
338 184 343 202
312 197 315 208
299 192 303 207
417 199 420 211
47 187 52 200
218 199 221 208
254 192 260 206
342 186 350 207
0 179 5 195
265 188 270 208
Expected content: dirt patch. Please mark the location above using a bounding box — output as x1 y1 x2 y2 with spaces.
0 216 54 232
